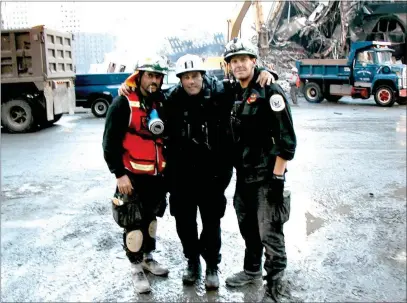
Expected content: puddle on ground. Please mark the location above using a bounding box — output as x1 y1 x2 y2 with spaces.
305 212 325 236
393 187 406 199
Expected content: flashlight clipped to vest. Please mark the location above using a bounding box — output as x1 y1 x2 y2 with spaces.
148 108 164 135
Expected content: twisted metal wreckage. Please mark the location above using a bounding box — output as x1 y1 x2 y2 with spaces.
253 0 406 70
166 1 406 72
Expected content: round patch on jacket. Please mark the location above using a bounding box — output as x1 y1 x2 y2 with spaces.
269 94 285 112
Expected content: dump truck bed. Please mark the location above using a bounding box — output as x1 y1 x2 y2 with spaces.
1 25 75 84
297 58 351 80
299 59 348 66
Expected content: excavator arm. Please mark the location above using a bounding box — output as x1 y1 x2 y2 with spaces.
227 1 252 41
209 1 266 79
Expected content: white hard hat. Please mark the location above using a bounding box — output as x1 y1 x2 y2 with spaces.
223 37 258 63
175 54 206 77
291 67 298 73
136 55 169 75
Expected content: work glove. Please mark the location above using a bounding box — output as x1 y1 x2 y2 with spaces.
268 174 285 204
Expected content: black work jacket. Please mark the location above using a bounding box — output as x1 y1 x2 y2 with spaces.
231 68 297 183
164 75 234 182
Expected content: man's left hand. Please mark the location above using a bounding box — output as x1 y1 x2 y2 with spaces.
256 70 275 87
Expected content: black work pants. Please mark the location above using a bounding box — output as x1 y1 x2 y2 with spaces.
169 171 232 269
233 175 290 280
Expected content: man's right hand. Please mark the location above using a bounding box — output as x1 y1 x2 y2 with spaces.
117 175 133 195
118 83 132 96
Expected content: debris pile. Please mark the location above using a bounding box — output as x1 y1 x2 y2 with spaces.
256 1 406 73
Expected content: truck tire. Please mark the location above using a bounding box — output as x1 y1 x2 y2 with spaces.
304 82 323 103
1 99 35 133
396 97 407 105
91 97 109 118
374 85 395 107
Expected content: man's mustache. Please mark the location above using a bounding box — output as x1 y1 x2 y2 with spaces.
148 83 158 93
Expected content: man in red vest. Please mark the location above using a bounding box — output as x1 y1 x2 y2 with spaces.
102 56 169 294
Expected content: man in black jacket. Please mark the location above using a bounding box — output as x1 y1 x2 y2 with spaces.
163 54 237 290
223 38 297 303
118 54 274 290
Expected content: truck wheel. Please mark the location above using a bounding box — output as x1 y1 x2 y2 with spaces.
91 98 109 118
396 97 407 105
374 86 395 107
304 82 323 103
1 99 35 133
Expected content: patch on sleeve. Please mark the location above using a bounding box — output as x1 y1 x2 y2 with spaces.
269 94 285 112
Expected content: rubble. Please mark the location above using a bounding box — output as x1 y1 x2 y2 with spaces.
256 0 406 73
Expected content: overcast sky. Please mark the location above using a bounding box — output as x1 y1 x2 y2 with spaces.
4 1 276 58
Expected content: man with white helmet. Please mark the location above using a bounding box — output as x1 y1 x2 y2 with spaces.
102 56 170 294
223 37 297 303
118 53 274 290
164 53 234 290
289 67 299 105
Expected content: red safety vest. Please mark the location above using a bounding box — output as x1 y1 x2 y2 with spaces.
292 74 300 88
122 92 166 175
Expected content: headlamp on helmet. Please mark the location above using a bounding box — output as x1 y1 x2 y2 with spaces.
175 54 206 77
223 37 258 63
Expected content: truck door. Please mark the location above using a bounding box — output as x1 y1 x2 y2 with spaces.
353 51 376 87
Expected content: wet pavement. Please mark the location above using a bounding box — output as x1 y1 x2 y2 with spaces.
1 97 406 302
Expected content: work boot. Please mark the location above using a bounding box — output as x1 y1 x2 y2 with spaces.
130 263 151 294
182 259 201 285
205 267 220 290
225 270 262 287
262 278 291 303
141 253 169 277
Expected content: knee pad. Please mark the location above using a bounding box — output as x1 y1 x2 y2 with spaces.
148 220 157 238
126 230 143 252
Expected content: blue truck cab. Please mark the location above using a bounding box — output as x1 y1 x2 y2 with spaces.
296 41 407 107
75 70 178 117
75 73 131 117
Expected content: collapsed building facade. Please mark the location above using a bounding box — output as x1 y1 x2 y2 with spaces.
165 33 226 63
255 1 406 71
